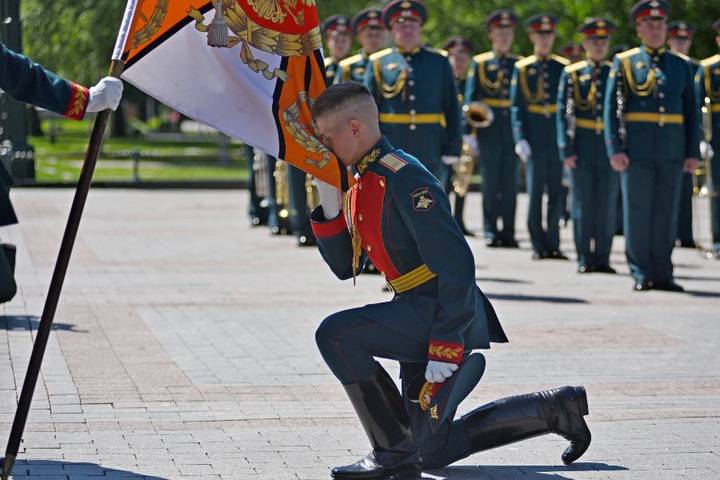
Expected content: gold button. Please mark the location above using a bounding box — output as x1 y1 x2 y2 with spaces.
358 213 363 221
409 124 417 130
410 109 416 115
409 80 415 86
379 179 386 187
367 245 372 252
659 106 665 112
409 94 416 101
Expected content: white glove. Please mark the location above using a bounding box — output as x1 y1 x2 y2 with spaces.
425 360 459 383
462 134 478 155
87 77 124 112
701 141 714 160
515 140 532 162
313 178 343 219
442 155 460 166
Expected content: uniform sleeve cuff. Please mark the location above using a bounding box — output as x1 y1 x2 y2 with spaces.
310 208 347 239
428 341 464 364
63 82 89 121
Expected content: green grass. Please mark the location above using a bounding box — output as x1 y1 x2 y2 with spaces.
30 119 250 183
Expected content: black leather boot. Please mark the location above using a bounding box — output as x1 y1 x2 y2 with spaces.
332 366 421 479
461 385 591 465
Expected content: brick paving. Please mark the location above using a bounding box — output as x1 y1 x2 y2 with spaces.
0 189 718 479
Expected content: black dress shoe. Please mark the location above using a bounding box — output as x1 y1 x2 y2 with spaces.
485 238 500 248
678 240 697 249
577 264 592 274
593 265 617 274
297 234 317 247
249 216 264 227
633 280 652 291
548 250 569 260
653 279 685 292
501 239 520 248
532 251 549 260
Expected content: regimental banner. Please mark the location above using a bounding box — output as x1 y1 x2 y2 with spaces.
117 0 351 188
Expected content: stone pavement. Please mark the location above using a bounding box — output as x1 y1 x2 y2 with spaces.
0 189 718 480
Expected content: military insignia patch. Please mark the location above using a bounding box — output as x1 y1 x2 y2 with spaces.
411 187 435 211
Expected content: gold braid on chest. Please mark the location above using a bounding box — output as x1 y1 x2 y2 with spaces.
374 59 408 99
519 64 546 104
570 70 598 111
705 64 720 101
620 56 656 97
478 61 504 94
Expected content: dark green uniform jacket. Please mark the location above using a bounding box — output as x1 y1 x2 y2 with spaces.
334 51 371 84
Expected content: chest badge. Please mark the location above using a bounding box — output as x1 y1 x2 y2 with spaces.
385 62 399 71
411 187 435 211
635 61 645 69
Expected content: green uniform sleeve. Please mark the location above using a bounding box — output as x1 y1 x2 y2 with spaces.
682 60 701 159
556 69 575 159
603 57 624 157
510 66 528 144
441 59 462 157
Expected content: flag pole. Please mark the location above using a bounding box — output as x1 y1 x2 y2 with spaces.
1 2 137 477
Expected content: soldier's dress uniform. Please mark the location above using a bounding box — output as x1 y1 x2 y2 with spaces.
311 135 590 477
0 42 90 227
511 15 570 258
604 0 700 291
364 0 461 188
322 15 352 86
465 10 520 247
334 8 384 84
557 19 619 273
695 19 720 257
667 21 700 248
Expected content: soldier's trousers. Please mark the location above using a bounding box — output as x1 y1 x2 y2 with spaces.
246 145 265 222
711 148 720 250
526 153 563 253
480 141 518 242
315 301 476 468
676 172 695 245
622 157 683 283
287 164 312 237
570 161 618 268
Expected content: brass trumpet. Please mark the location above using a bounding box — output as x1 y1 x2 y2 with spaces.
453 102 494 196
692 96 718 258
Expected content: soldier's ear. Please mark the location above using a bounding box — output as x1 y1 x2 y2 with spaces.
349 118 361 136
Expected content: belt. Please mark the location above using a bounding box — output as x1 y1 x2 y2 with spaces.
387 264 437 294
711 104 720 113
379 113 447 128
624 112 684 125
527 104 558 115
483 98 512 108
576 117 605 132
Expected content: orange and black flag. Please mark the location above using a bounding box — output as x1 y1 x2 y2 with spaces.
113 0 352 189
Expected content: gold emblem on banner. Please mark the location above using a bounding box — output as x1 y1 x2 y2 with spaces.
282 91 332 169
132 0 170 49
189 0 322 81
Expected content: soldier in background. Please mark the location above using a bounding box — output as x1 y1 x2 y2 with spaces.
444 35 475 236
335 8 386 84
511 14 570 260
465 9 521 247
322 15 353 86
695 19 720 259
560 42 585 64
557 19 619 274
364 0 461 188
667 21 700 248
604 0 700 291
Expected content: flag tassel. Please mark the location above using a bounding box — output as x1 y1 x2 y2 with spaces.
208 0 229 47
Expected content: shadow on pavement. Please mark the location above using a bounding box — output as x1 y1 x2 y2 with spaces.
3 460 166 479
686 289 720 298
0 315 87 333
675 274 720 282
423 462 628 479
486 293 588 304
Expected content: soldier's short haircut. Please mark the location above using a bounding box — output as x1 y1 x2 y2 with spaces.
311 82 373 120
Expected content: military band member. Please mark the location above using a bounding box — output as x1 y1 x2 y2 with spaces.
695 19 720 259
557 19 619 274
0 42 123 228
364 0 462 188
444 35 474 236
667 21 700 248
322 15 352 86
511 14 570 259
335 8 386 84
466 9 521 247
310 82 590 479
604 0 700 291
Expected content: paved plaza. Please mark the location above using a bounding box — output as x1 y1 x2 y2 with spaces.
0 189 718 479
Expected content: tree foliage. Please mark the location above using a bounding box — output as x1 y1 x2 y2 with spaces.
21 0 720 86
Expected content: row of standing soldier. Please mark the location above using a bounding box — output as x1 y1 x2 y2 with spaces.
248 0 719 292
